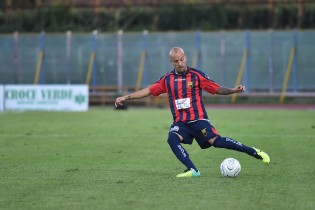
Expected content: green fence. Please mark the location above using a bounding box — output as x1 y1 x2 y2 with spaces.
0 30 314 92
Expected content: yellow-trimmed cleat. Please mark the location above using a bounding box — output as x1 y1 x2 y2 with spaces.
253 147 270 164
176 168 200 178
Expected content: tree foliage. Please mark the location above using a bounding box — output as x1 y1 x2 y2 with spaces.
0 4 314 32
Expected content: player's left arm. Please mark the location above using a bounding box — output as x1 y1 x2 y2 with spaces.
215 85 246 95
195 70 245 95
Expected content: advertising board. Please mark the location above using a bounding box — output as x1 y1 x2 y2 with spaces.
5 85 88 111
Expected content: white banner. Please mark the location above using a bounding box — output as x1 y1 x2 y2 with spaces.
0 85 4 111
5 85 88 111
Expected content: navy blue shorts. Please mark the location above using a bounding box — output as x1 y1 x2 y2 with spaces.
168 120 220 149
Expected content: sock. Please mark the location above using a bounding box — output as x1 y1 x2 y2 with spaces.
213 136 256 156
167 133 198 172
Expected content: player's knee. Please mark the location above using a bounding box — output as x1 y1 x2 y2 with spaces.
167 132 182 145
208 136 219 145
211 136 222 147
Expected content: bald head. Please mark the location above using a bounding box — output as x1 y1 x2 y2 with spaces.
169 47 187 74
169 47 185 57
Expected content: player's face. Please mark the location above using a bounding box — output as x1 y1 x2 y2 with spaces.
170 53 187 74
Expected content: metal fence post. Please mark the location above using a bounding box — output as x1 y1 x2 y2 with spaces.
13 31 19 84
220 30 226 86
196 30 202 69
244 30 250 92
66 30 72 84
85 30 97 85
142 29 148 88
34 31 45 84
117 29 123 94
292 29 298 92
39 31 45 84
268 29 274 93
92 30 97 86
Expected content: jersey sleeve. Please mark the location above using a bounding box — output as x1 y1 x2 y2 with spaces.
203 79 220 94
148 76 167 96
198 71 220 94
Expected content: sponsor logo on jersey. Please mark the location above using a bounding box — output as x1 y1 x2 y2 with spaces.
175 78 186 81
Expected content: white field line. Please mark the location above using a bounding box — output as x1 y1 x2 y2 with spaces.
0 133 314 139
0 134 70 138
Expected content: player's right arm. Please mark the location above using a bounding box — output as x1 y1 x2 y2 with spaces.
115 75 167 107
115 88 151 107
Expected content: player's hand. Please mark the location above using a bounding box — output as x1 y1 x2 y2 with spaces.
115 96 126 107
234 85 246 93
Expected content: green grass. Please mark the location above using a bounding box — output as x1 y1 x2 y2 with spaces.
0 107 315 210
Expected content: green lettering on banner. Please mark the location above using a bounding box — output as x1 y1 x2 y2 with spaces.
41 90 48 99
18 101 34 105
41 89 72 100
6 89 36 100
54 90 72 99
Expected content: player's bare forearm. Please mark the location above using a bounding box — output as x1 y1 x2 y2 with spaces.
115 88 151 107
215 85 246 95
124 88 151 100
216 87 233 95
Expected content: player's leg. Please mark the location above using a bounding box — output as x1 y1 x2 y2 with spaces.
190 120 218 149
192 120 270 164
212 136 270 164
211 135 255 154
167 124 200 177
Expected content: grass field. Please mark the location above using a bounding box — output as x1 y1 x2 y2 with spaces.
0 107 314 210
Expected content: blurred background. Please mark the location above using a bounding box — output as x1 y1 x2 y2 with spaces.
1 0 315 105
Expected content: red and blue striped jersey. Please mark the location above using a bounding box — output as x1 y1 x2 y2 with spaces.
149 67 220 123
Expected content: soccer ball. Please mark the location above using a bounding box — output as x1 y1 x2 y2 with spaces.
220 158 241 178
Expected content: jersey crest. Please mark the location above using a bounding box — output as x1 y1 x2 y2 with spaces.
187 81 194 89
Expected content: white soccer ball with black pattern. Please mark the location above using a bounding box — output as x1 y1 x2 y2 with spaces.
220 158 241 178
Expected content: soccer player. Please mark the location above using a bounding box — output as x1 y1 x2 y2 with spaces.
115 47 270 178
